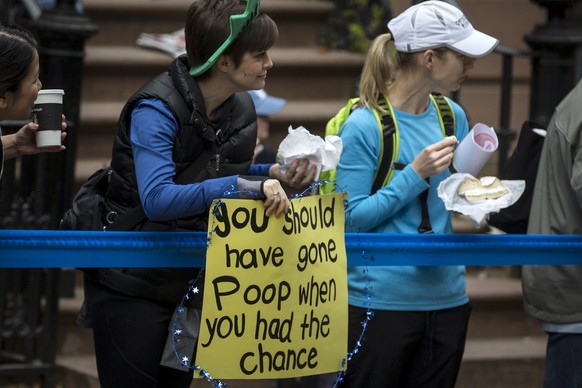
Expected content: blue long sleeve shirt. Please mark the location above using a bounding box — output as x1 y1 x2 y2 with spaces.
336 97 470 311
130 98 270 221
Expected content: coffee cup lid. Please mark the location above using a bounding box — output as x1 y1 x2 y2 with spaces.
38 89 65 95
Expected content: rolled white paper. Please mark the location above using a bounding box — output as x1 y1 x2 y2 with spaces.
453 123 498 177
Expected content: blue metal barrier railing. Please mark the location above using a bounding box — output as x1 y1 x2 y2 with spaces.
1 230 581 268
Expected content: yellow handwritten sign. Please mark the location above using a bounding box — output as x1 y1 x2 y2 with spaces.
195 194 348 379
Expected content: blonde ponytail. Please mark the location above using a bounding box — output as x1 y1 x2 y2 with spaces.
359 33 397 113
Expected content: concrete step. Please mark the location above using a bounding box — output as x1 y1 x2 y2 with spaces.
78 99 350 139
57 338 546 388
75 97 350 173
81 46 171 103
74 0 545 187
55 270 546 387
76 45 364 175
458 337 546 388
56 337 546 388
57 354 100 388
80 45 532 105
465 271 544 339
84 0 334 49
57 283 94 357
463 337 546 363
73 0 549 185
75 49 532 186
57 267 540 355
57 353 285 388
80 45 364 104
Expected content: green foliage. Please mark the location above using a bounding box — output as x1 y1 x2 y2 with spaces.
318 0 393 53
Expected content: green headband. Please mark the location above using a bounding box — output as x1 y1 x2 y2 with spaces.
189 0 261 76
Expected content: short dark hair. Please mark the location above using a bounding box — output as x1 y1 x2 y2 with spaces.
0 22 37 93
185 0 278 77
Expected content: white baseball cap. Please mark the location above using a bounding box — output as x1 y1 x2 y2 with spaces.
387 0 498 58
248 89 286 116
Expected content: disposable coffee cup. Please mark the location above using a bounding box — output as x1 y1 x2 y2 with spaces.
31 89 64 148
453 123 498 177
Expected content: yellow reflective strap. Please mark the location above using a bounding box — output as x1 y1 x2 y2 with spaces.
430 94 455 137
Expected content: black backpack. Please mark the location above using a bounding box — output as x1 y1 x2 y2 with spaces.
59 167 146 231
60 147 213 231
488 120 546 234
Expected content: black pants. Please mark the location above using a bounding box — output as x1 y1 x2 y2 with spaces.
544 332 582 388
87 279 194 388
339 303 471 388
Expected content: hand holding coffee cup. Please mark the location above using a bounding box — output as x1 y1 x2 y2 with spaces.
31 89 65 148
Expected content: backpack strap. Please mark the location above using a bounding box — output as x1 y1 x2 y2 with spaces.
430 93 455 137
370 96 399 195
420 94 456 233
319 98 362 195
430 93 457 173
417 178 433 234
371 93 456 233
371 93 455 193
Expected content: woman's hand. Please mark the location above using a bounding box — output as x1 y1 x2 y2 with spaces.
3 114 67 160
269 159 317 190
262 178 290 217
411 136 458 179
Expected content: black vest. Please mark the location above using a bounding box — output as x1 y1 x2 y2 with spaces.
106 54 257 231
87 56 257 303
